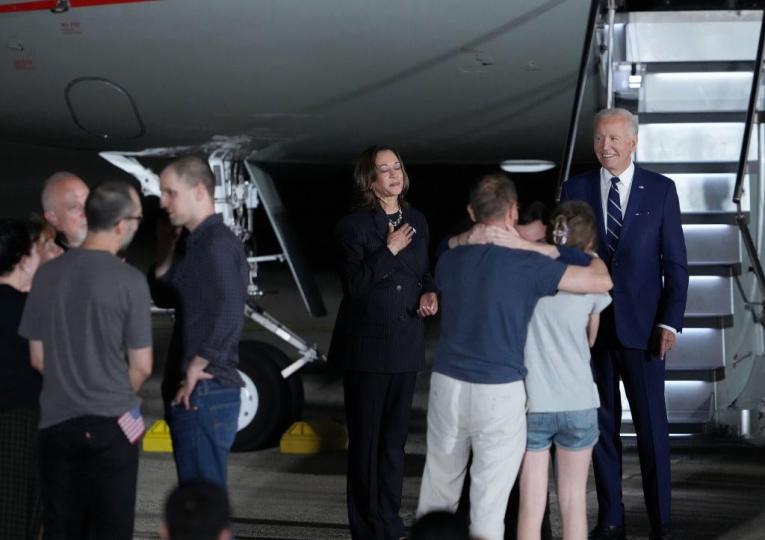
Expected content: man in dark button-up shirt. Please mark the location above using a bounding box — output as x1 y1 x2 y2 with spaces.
154 156 249 488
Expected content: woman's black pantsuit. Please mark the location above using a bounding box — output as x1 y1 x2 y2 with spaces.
330 206 435 540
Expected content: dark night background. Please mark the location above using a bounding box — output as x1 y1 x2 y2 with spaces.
0 141 598 274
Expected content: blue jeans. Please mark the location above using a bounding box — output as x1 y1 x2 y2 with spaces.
526 408 599 451
166 379 241 487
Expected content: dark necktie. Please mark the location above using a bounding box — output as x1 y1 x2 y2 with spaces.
606 176 623 258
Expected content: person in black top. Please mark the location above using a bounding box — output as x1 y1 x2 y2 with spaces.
329 145 438 540
0 218 42 540
154 156 249 488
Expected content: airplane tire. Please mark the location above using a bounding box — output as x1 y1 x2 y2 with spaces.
256 342 305 423
232 340 304 451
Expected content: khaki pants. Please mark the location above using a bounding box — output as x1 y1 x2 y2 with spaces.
417 373 527 540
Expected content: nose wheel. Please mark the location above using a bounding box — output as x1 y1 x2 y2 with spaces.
232 340 305 451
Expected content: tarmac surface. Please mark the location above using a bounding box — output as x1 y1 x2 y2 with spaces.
132 267 765 540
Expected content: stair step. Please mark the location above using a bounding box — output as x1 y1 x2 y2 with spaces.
641 61 755 73
666 367 725 382
619 379 714 424
671 172 750 215
637 122 757 163
639 71 761 113
682 212 748 225
684 224 741 265
684 314 734 329
666 379 714 424
621 422 706 435
688 263 742 277
641 162 755 174
625 10 761 63
669 327 726 370
686 275 734 317
625 1 765 12
639 112 754 124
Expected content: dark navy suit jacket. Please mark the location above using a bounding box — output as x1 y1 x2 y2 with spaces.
329 205 437 373
560 165 689 349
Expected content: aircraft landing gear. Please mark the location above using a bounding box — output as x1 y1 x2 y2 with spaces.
234 340 305 451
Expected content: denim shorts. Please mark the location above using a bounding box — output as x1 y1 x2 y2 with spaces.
526 408 599 451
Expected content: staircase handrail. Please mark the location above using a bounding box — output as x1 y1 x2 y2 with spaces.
733 12 765 306
556 0 601 199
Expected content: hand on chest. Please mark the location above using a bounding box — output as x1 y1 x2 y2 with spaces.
368 224 426 278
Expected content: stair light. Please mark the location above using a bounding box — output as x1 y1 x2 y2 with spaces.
683 224 734 233
500 160 556 173
652 72 751 83
621 433 694 438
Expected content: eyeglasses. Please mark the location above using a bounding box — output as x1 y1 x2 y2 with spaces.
376 163 402 175
122 215 143 224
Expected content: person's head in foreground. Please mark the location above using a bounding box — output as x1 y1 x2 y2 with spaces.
409 510 471 540
161 480 232 540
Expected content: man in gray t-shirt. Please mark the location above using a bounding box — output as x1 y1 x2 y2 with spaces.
20 181 152 540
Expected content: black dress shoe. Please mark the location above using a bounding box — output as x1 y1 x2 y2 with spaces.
589 525 626 540
649 525 676 540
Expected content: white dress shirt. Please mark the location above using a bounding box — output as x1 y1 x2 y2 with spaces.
599 161 676 335
599 161 634 222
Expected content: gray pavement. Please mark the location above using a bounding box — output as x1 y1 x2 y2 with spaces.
133 267 765 540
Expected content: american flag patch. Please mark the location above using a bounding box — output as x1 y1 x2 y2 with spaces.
117 407 146 444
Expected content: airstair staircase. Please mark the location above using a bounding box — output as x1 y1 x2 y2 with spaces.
599 3 765 441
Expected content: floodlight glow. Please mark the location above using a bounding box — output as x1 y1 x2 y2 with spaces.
500 160 556 173
652 72 751 82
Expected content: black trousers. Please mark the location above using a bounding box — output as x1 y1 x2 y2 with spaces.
39 415 139 540
0 408 41 540
344 371 417 540
591 346 671 530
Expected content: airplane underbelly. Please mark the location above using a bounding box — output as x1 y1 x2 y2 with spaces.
0 0 594 163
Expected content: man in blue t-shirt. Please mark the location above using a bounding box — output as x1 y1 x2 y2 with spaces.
416 173 612 540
